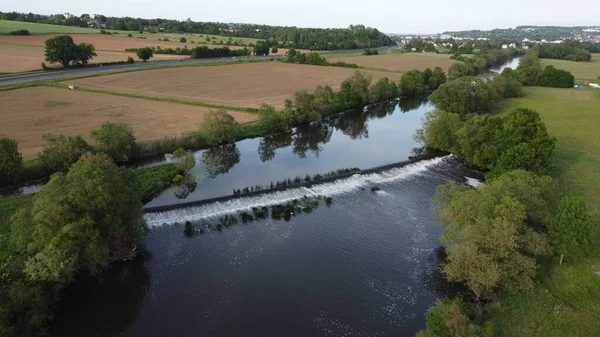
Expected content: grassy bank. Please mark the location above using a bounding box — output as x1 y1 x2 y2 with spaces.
487 86 600 336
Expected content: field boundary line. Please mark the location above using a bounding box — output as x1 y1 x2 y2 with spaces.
43 82 259 113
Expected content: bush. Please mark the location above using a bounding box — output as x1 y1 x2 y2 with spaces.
370 77 399 101
0 137 23 186
38 134 92 173
537 65 575 88
180 37 187 43
258 104 292 134
91 122 137 163
126 56 134 63
127 33 132 38
271 47 278 54
8 29 30 35
201 109 239 145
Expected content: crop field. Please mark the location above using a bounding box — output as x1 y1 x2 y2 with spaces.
326 53 458 72
0 86 257 159
69 62 396 108
0 43 186 72
541 54 600 83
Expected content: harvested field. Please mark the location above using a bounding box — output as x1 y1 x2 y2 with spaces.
0 87 256 159
70 62 396 108
326 53 458 72
0 43 186 72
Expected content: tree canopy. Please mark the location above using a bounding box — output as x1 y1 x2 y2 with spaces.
201 110 239 146
434 170 553 299
91 122 137 163
136 47 153 61
44 35 96 67
38 134 92 173
548 196 594 262
429 77 500 116
10 153 146 284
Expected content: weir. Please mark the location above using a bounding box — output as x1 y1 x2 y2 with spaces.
144 155 449 227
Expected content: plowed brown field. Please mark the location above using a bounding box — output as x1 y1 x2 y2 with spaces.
0 87 256 159
326 54 457 72
70 62 397 108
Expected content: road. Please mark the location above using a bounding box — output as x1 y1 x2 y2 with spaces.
0 55 283 85
0 45 400 85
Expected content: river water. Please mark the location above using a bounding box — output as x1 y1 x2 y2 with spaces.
51 95 483 337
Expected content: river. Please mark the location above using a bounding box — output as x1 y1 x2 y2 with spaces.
51 95 483 337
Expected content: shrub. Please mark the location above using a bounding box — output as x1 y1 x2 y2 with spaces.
9 29 30 35
126 56 134 63
201 110 239 145
127 33 133 38
91 122 137 163
370 186 381 192
0 137 23 186
271 47 278 54
180 37 187 43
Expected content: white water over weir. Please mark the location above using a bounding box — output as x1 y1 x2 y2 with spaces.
144 156 448 227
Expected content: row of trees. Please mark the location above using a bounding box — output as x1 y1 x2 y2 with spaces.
417 44 594 337
0 122 137 187
448 47 519 80
197 71 435 149
0 11 393 50
282 49 358 68
536 43 592 62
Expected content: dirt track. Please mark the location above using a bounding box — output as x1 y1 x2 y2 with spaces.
70 62 397 108
0 86 256 159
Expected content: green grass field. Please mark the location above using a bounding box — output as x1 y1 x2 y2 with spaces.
0 20 259 45
541 54 600 83
0 20 99 34
491 86 600 337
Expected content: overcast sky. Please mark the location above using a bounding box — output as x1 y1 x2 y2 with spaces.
3 0 599 34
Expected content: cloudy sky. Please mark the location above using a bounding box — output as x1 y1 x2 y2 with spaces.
4 0 599 34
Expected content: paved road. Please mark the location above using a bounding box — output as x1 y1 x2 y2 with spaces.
0 45 400 85
0 55 283 85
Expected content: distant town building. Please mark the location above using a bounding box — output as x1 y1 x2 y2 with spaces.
221 23 240 33
440 34 452 39
502 44 508 49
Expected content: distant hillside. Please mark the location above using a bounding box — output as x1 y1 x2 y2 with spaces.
0 11 393 50
443 26 600 42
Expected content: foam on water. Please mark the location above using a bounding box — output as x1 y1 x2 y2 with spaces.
144 156 448 227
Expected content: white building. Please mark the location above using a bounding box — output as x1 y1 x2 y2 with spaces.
440 34 452 39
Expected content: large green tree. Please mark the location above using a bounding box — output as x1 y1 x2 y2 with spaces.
10 153 147 284
429 76 499 116
0 137 23 186
44 35 96 67
201 109 239 146
399 69 426 96
91 122 137 163
548 196 594 264
434 170 553 299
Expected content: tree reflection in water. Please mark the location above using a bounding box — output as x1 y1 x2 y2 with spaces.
257 100 406 162
201 143 241 178
51 250 152 337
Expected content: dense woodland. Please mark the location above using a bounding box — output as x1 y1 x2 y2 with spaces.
0 12 393 50
444 25 600 42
